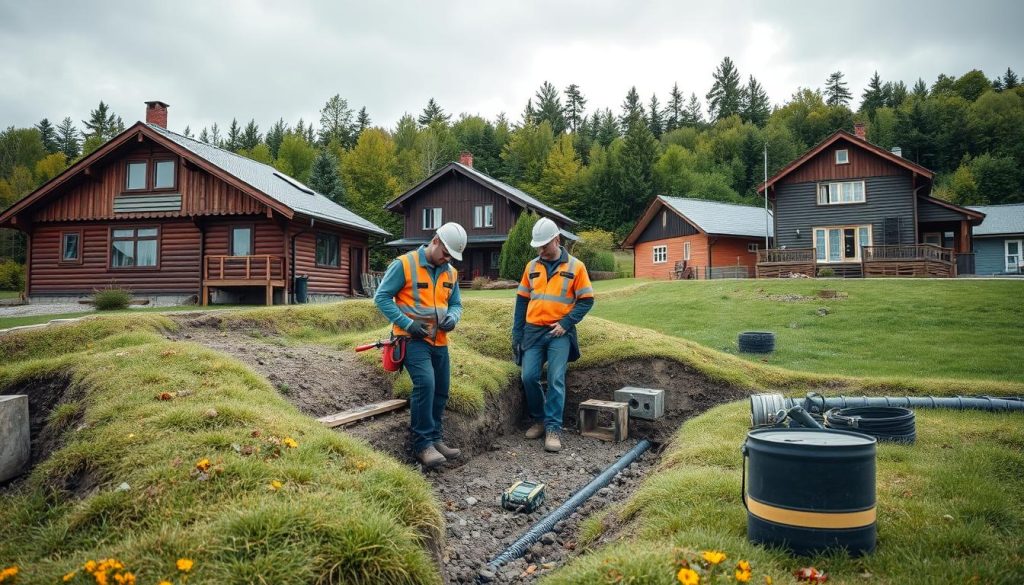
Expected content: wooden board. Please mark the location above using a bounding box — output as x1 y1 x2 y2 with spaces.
578 399 629 442
317 399 408 428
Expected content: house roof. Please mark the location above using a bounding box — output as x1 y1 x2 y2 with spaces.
147 124 389 236
0 122 389 237
623 196 772 247
968 203 1024 236
384 161 575 225
757 130 934 194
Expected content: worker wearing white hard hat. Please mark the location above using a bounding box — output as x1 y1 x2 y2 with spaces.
374 222 467 467
513 216 595 453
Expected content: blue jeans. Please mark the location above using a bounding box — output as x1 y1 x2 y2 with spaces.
521 333 570 432
405 339 450 453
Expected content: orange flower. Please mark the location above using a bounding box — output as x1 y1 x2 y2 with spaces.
677 567 700 585
702 550 727 565
63 571 78 582
0 566 18 583
195 459 211 472
736 568 752 583
176 558 194 572
84 560 97 573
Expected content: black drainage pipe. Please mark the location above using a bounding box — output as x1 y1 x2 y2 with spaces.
751 392 1024 428
484 439 652 576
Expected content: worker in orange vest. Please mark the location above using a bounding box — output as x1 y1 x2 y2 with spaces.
513 217 594 452
374 222 467 467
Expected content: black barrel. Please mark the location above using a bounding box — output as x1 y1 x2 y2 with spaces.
294 274 309 304
743 428 877 556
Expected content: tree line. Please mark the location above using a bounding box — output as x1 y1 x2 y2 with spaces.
2 59 1022 264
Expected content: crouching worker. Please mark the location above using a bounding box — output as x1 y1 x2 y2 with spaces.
374 222 467 467
512 217 594 453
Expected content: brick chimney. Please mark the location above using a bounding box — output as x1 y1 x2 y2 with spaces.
853 122 866 140
145 101 170 128
459 151 473 168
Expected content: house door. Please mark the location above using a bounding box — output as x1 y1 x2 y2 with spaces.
471 250 484 280
350 247 364 294
1006 240 1023 273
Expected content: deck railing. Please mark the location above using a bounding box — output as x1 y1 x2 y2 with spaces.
204 254 284 282
757 248 816 264
861 244 953 264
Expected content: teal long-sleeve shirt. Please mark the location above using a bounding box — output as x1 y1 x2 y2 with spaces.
373 246 463 331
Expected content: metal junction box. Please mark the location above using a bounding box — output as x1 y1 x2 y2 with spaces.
614 387 665 420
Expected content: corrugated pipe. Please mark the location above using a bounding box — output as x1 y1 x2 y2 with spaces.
751 392 1024 428
485 439 652 575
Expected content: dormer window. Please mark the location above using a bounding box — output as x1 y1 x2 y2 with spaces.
126 161 147 190
154 160 176 189
124 158 177 192
835 149 849 165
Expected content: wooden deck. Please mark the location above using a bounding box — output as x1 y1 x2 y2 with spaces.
861 245 955 278
202 254 286 305
756 248 816 278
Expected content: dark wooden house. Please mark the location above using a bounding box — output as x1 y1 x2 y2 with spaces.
383 153 577 280
0 101 389 305
756 124 984 278
623 196 772 280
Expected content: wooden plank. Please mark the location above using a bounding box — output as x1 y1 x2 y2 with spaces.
317 399 408 428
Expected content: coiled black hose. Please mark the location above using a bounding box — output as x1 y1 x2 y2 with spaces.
824 406 916 444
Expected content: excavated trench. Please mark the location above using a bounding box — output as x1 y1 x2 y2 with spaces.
171 315 748 583
2 315 748 583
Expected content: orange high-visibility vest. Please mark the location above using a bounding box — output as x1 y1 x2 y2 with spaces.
517 254 594 326
392 250 458 346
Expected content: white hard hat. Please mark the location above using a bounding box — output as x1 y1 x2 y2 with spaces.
436 222 467 261
530 217 560 248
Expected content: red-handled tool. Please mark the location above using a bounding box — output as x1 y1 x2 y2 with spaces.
356 338 407 372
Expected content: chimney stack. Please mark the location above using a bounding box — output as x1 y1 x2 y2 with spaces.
145 101 170 129
459 151 473 168
853 122 866 140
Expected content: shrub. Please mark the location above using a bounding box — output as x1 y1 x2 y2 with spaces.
589 251 616 272
573 229 617 272
92 285 132 311
817 267 836 277
471 276 489 290
0 260 25 291
499 212 539 280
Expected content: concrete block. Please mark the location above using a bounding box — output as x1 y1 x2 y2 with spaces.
614 387 665 420
0 395 30 483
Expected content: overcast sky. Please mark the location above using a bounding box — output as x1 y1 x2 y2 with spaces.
2 0 1022 135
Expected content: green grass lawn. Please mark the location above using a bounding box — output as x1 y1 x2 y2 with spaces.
462 276 650 299
591 279 1024 383
0 290 19 300
0 304 238 331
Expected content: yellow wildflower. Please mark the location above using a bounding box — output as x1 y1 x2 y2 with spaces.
270 480 283 491
0 566 18 582
64 571 78 582
764 577 773 585
355 460 369 471
176 558 194 572
677 567 700 585
283 437 298 449
195 458 211 472
736 568 752 583
159 581 173 585
84 560 97 573
702 550 727 565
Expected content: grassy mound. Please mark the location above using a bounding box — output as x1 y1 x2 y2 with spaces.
0 318 441 584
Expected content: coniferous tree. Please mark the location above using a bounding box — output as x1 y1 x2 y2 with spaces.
620 87 645 129
224 118 242 152
198 127 210 143
887 81 909 107
741 75 771 126
860 71 886 116
682 93 704 126
706 56 743 120
519 99 537 127
596 109 619 147
418 98 450 126
319 95 354 147
665 83 684 132
209 123 222 146
240 119 261 151
824 71 852 107
499 211 538 280
617 114 659 231
308 149 346 204
533 81 566 135
648 94 664 138
35 119 58 154
912 78 929 99
182 126 193 139
1002 67 1019 89
55 117 80 160
355 107 371 141
563 84 587 133
266 118 286 159
82 101 121 141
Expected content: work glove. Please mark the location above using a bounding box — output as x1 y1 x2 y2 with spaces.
406 320 430 339
438 314 457 332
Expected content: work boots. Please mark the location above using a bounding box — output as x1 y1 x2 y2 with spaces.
416 444 446 467
524 423 545 440
433 441 461 459
544 431 562 453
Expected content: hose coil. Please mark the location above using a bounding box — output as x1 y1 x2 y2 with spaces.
824 406 916 444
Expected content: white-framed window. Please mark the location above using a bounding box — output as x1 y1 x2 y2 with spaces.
813 224 872 263
817 180 865 205
835 149 849 165
747 243 759 253
683 241 691 261
422 208 442 230
474 205 494 228
1006 239 1023 272
653 245 667 264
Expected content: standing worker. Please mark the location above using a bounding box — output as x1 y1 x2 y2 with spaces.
512 217 594 452
374 222 467 467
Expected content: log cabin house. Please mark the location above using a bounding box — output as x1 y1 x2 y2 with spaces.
0 101 389 305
